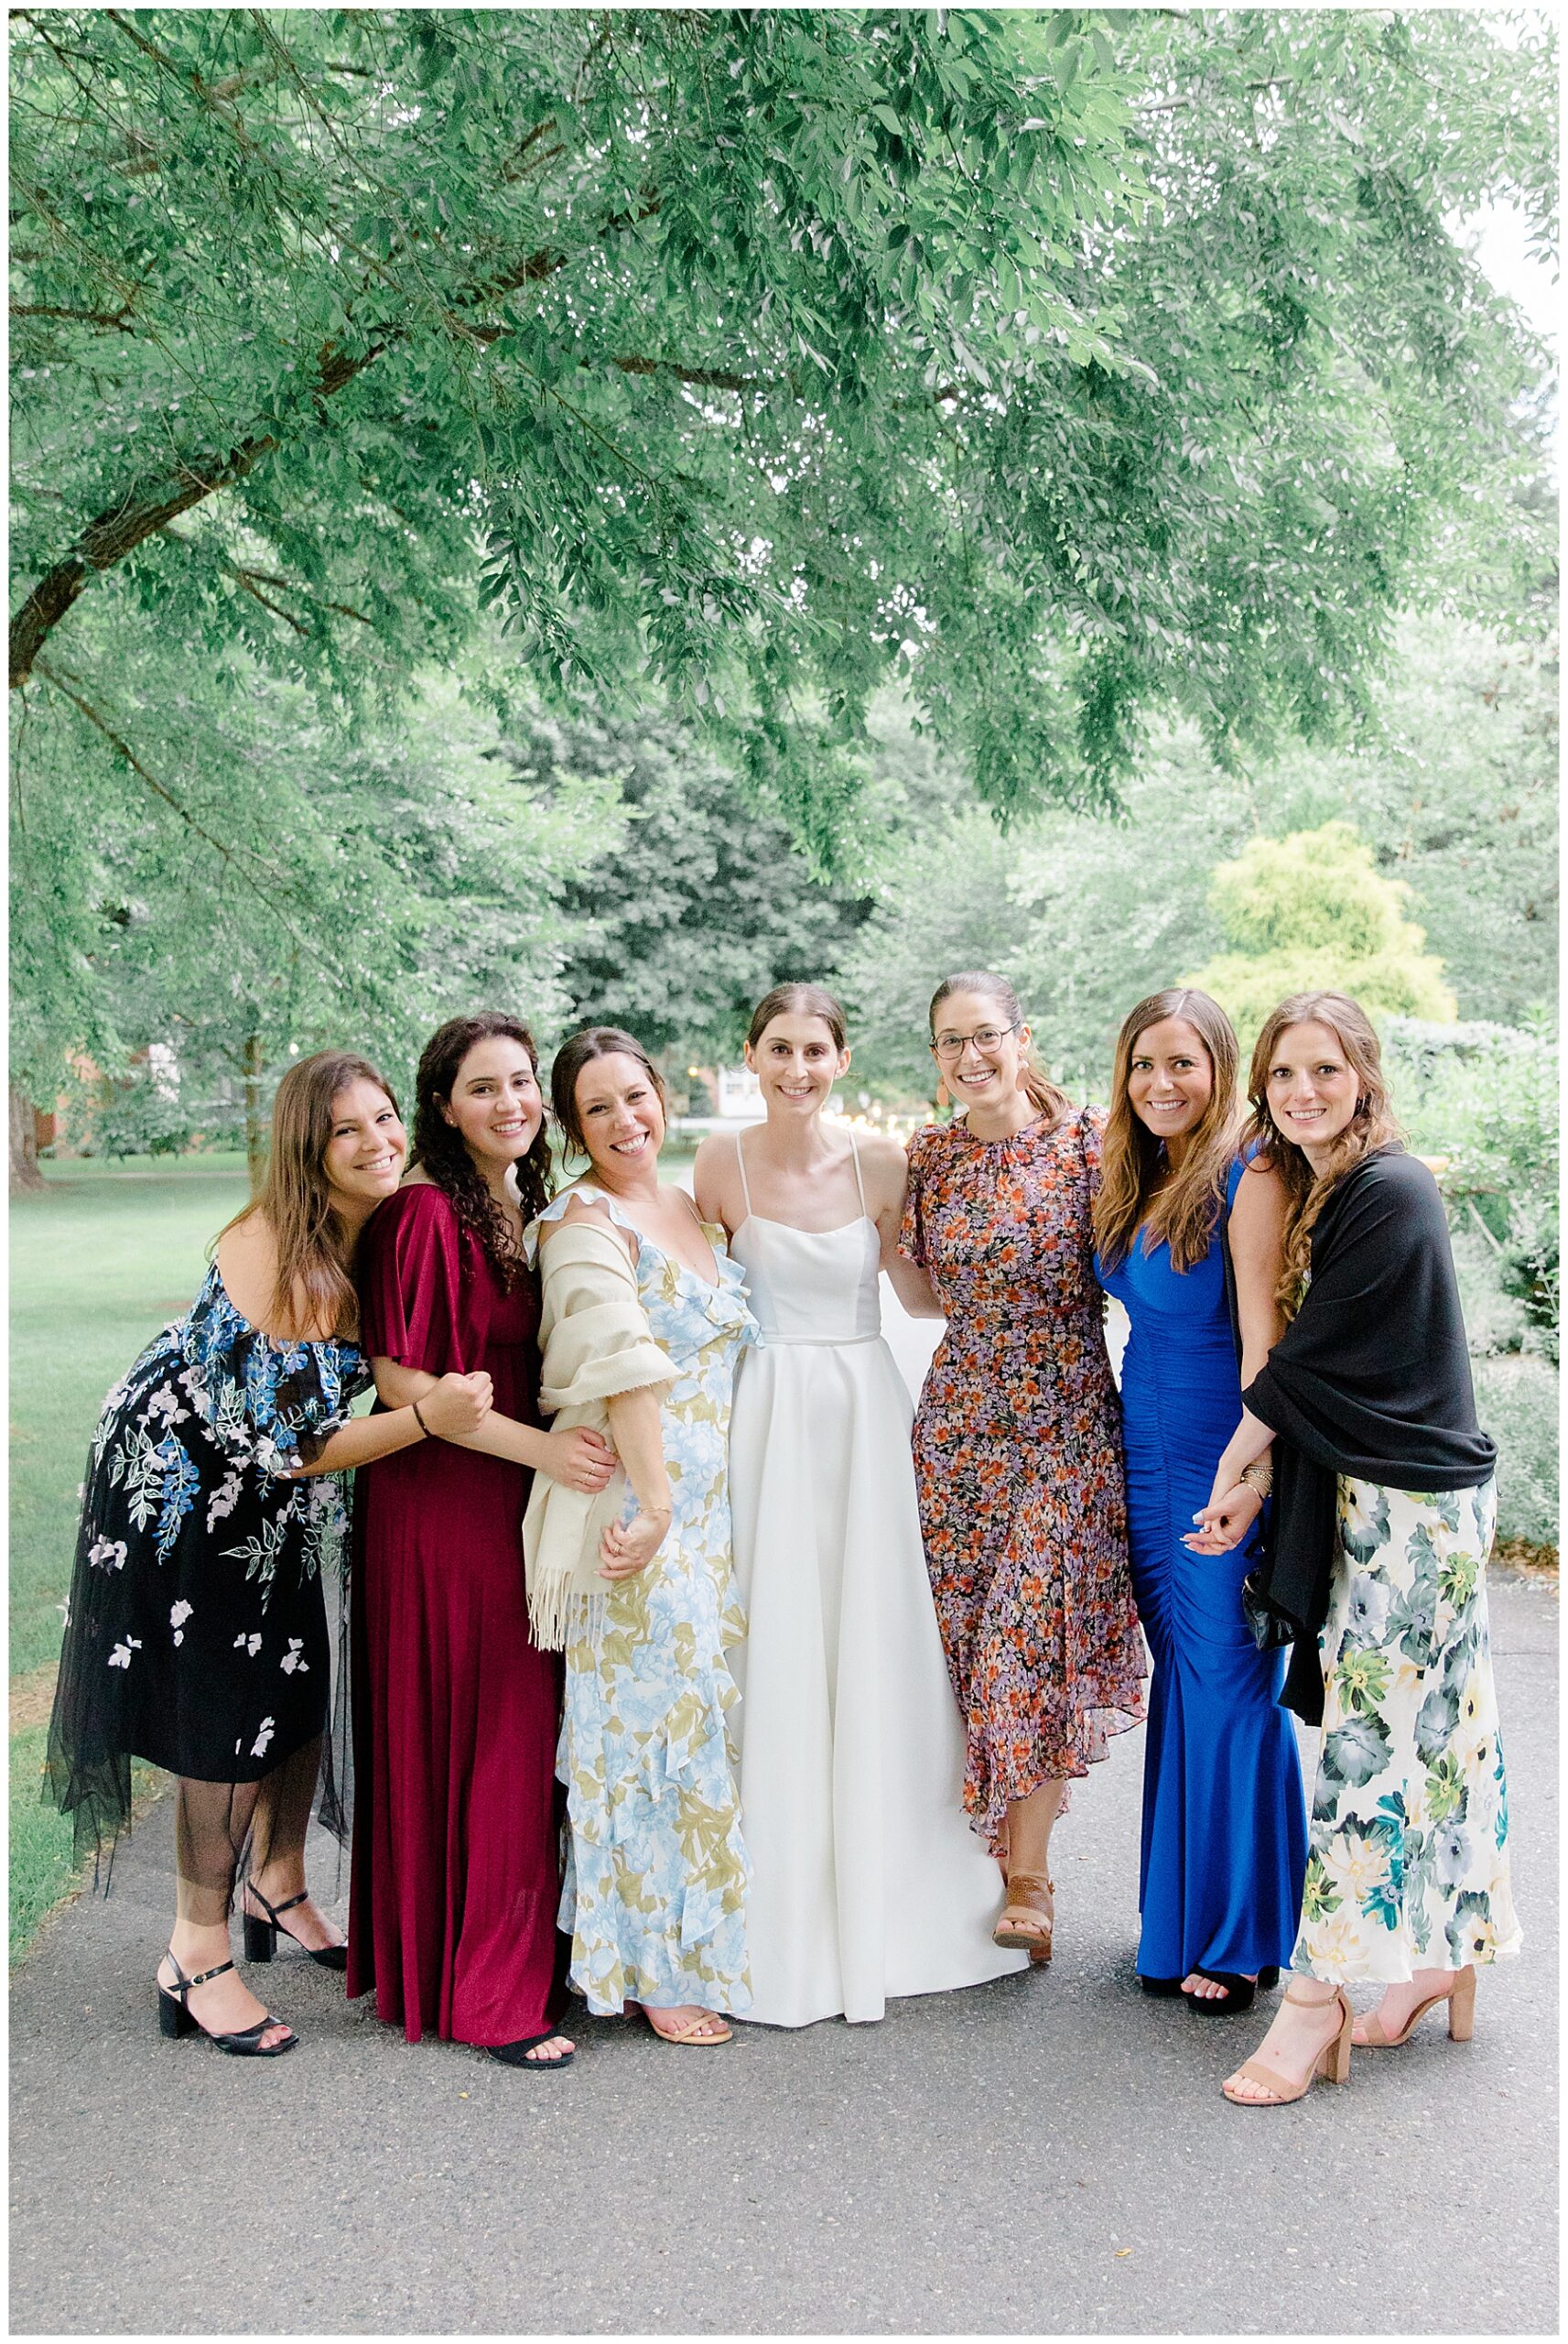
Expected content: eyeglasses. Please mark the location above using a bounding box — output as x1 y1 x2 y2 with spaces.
929 1024 1019 1063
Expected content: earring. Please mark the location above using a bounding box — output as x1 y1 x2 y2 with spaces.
935 1076 951 1112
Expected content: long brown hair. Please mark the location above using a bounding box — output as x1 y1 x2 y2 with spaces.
216 1049 398 1340
747 982 848 1053
411 1014 553 1287
1094 989 1241 1274
928 970 1069 1130
550 1026 667 1158
1242 990 1404 1316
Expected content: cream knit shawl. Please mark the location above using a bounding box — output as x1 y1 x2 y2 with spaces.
522 1218 675 1650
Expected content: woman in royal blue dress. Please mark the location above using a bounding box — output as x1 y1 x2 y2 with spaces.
1093 988 1307 2013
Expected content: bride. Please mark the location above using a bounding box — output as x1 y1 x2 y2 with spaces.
695 983 1025 2025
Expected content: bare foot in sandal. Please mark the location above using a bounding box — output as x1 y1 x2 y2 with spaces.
637 2002 732 2045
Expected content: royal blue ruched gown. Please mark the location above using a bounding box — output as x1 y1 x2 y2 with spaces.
1095 1160 1306 1981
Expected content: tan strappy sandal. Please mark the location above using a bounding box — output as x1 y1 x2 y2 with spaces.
636 2003 733 2046
1221 1984 1354 2106
1354 1963 1476 2048
993 1871 1054 1965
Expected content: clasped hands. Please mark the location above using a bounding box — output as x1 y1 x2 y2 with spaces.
1184 1474 1263 1555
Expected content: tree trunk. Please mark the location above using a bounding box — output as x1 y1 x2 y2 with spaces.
242 1033 267 1194
9 1085 45 1192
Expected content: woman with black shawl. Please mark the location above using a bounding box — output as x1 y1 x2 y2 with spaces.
1188 992 1519 2107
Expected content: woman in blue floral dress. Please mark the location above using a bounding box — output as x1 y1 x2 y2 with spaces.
46 1052 492 2057
526 1027 756 2046
1190 994 1518 2108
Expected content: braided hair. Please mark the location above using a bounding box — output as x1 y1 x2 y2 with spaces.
410 1014 554 1287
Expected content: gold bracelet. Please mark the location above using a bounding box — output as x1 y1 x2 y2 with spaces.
1239 1458 1272 1498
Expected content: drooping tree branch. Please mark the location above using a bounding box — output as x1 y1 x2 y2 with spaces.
32 659 325 957
10 339 386 688
10 301 139 331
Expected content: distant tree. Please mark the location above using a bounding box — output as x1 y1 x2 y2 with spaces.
10 640 602 1182
502 705 871 1075
1186 820 1456 1037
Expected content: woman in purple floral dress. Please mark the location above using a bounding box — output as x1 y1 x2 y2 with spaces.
901 973 1143 1965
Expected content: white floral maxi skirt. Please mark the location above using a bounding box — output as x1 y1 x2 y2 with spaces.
1293 1476 1521 1985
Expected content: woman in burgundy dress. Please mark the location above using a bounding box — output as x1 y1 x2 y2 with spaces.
347 1014 616 2067
901 971 1144 1969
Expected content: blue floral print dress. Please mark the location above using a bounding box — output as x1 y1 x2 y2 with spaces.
46 1262 367 1858
534 1188 757 2017
1294 1477 1520 1983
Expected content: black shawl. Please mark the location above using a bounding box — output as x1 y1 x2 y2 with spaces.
1243 1145 1495 1723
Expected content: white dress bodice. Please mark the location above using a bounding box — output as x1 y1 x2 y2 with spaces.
723 1130 881 1347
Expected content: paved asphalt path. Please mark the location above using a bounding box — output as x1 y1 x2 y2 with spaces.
10 1287 1559 2336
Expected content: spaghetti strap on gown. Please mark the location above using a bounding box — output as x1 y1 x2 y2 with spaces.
727 1135 1026 2026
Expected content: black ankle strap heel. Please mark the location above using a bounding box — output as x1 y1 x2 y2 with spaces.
156 1949 297 2056
243 1884 349 1971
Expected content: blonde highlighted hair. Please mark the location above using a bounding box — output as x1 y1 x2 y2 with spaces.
1241 990 1403 1316
216 1049 398 1340
928 970 1069 1131
1093 989 1241 1275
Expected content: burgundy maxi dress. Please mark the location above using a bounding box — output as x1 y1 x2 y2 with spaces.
346 1182 565 2046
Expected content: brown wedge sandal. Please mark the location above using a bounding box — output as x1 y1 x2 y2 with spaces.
1221 1985 1354 2106
1354 1963 1476 2049
993 1870 1054 1965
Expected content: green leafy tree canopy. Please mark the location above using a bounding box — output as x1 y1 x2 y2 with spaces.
11 7 1556 860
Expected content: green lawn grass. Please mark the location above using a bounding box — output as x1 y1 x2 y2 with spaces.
9 1156 249 1959
11 1154 252 1677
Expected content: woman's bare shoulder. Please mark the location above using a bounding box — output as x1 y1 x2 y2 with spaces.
214 1212 330 1340
1235 1154 1289 1208
854 1129 911 1200
213 1209 275 1297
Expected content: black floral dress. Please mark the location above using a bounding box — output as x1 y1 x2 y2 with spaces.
46 1263 368 1859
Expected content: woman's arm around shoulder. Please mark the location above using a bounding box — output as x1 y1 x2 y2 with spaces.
867 1129 944 1318
1228 1155 1289 1385
692 1134 741 1237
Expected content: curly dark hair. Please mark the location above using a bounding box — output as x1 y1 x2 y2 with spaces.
410 1014 554 1287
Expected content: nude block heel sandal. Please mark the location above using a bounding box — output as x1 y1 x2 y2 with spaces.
1221 1985 1353 2106
1357 1963 1476 2049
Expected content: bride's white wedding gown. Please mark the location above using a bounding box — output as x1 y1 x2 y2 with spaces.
726 1136 1027 2026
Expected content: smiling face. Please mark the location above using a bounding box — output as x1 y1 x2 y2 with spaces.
1127 1016 1215 1162
438 1036 543 1175
321 1079 406 1214
930 986 1027 1115
1265 1018 1362 1167
746 1013 849 1119
573 1050 665 1183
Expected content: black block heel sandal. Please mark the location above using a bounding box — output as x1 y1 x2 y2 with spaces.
1186 1964 1281 2016
157 1950 297 2056
243 1884 349 1972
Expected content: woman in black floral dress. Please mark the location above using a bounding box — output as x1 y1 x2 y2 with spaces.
46 1051 492 2056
